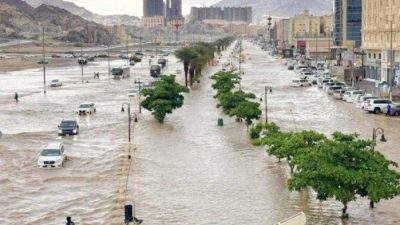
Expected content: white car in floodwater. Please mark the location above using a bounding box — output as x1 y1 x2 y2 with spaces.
78 103 96 115
37 142 67 168
50 79 62 87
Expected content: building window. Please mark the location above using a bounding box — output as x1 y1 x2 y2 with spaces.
374 53 376 59
379 53 381 59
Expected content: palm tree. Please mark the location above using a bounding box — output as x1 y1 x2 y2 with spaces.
175 47 199 87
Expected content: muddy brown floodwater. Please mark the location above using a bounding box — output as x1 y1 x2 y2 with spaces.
0 41 399 225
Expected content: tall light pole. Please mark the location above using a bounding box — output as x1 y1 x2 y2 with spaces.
264 86 272 123
42 27 46 95
134 78 143 114
121 103 138 143
81 45 84 84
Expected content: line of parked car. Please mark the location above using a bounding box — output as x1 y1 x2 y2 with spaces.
286 59 400 117
37 102 96 168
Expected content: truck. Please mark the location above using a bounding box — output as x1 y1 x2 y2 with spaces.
112 67 130 79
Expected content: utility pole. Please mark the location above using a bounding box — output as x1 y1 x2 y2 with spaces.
108 42 111 83
81 45 84 84
126 36 130 66
42 27 46 95
238 39 242 91
315 33 318 66
134 78 143 114
390 20 394 99
264 86 269 123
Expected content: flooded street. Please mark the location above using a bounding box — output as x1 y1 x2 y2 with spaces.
1 41 399 225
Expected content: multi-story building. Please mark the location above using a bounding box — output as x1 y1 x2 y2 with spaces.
142 0 165 27
143 0 164 17
362 0 400 89
334 0 362 48
166 0 183 22
275 19 290 50
190 6 252 23
287 10 322 47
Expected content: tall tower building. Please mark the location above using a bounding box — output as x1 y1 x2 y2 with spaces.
333 0 362 48
143 0 164 17
142 0 166 27
166 0 183 22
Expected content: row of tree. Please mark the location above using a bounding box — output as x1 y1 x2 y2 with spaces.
211 71 261 126
249 123 400 217
141 75 188 123
175 37 234 87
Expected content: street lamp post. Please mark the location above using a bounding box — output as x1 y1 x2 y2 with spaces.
81 45 84 84
121 103 138 143
134 78 143 114
42 27 46 95
264 86 272 123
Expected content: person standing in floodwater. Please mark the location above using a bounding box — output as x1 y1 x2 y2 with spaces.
14 92 18 103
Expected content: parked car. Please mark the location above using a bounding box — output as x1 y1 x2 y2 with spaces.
78 103 96 115
357 96 379 109
50 79 62 87
37 142 67 168
383 103 400 116
58 119 79 136
323 82 345 92
342 90 364 102
317 79 334 88
292 79 312 87
363 99 392 114
327 86 344 95
333 89 347 100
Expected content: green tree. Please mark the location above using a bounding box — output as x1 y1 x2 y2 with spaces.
211 71 239 96
141 75 189 123
175 47 199 87
230 100 262 126
217 91 255 114
288 132 400 217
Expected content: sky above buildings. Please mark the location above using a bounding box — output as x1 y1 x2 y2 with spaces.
64 0 220 17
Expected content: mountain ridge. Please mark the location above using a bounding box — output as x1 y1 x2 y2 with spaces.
0 0 112 44
22 0 140 26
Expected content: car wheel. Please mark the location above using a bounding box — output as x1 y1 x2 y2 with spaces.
394 111 400 116
374 108 381 114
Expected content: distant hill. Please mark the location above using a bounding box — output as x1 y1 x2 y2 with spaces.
0 0 112 44
213 0 332 21
22 0 140 26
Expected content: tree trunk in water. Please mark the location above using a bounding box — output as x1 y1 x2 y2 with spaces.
342 202 349 218
370 200 374 208
189 67 195 86
184 61 189 87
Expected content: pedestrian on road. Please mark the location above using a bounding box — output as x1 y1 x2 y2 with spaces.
386 103 392 116
66 216 75 225
14 92 18 103
97 72 100 79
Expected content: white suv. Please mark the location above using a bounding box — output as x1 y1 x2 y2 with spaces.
363 99 392 114
37 143 67 168
78 102 96 115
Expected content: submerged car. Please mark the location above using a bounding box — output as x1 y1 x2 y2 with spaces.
78 103 96 115
58 119 79 136
50 79 62 87
37 142 67 168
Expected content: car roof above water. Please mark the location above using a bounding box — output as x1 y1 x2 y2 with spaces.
44 142 62 149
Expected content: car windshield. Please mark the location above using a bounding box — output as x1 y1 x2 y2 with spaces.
112 68 123 75
80 104 91 108
52 80 59 82
41 149 61 156
60 121 76 127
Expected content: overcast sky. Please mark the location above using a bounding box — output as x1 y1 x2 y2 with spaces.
65 0 221 17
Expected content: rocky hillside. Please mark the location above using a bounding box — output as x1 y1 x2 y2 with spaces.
0 0 112 44
22 0 140 26
213 0 332 20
